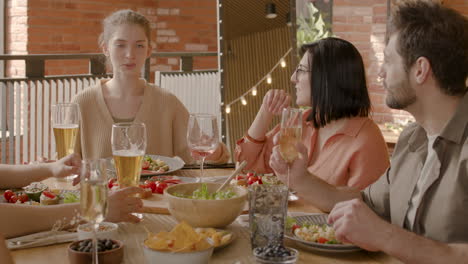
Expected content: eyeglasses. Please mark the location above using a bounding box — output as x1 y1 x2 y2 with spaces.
293 64 311 81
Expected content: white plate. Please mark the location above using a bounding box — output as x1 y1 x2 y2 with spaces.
285 214 362 253
0 189 80 205
107 155 185 177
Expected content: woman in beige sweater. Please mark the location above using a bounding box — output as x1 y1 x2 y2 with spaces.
72 10 228 163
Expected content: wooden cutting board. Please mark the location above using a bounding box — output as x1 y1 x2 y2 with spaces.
142 193 171 214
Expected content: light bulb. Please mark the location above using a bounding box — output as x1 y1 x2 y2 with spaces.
280 58 286 68
251 87 258 96
267 74 272 84
241 96 247 105
225 105 231 114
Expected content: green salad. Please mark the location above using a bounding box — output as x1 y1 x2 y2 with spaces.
63 192 80 203
174 183 237 200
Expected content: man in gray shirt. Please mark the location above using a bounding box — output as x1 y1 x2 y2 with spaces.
270 1 468 263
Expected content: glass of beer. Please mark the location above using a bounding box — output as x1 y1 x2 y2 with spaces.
111 123 146 218
80 159 108 264
279 108 303 187
52 103 80 181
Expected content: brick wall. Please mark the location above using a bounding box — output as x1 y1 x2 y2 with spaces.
7 0 218 78
5 0 27 77
332 0 412 124
150 0 218 74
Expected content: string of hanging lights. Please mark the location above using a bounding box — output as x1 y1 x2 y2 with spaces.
224 47 292 114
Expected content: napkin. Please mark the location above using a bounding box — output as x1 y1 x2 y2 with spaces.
7 230 78 250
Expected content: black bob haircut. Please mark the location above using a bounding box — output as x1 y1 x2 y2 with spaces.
301 37 371 128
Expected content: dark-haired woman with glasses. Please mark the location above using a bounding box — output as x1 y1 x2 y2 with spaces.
235 37 389 189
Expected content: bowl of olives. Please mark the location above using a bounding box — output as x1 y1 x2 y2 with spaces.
68 238 124 264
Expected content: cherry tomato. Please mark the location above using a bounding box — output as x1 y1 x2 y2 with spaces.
3 190 14 201
246 172 255 177
317 237 328 244
141 160 150 170
248 175 259 185
108 178 116 189
257 177 263 184
9 195 18 203
42 191 56 199
155 182 168 194
292 224 301 233
19 194 29 203
144 180 152 186
148 181 157 193
235 175 244 180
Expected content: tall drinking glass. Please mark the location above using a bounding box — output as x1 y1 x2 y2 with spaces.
80 159 109 264
249 184 289 249
52 103 80 181
111 123 146 218
187 114 219 183
278 108 302 188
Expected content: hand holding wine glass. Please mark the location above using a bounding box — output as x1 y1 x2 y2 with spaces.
80 159 109 264
187 114 219 183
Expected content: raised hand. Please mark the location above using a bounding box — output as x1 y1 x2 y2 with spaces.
261 89 291 116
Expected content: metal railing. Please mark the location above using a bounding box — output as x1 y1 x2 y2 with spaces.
0 52 218 164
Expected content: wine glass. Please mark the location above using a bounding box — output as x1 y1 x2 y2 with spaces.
187 113 219 183
52 103 80 182
278 108 303 189
80 159 109 264
111 122 147 219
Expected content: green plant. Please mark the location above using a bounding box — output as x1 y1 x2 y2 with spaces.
296 2 334 49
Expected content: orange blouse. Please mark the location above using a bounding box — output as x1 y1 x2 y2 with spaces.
235 112 390 190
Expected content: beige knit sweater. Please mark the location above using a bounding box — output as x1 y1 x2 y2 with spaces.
72 79 229 163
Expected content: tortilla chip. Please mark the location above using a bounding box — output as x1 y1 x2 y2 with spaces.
144 221 212 252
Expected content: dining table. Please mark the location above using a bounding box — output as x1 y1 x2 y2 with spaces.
10 168 403 264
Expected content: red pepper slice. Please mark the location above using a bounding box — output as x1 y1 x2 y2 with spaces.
42 191 56 199
162 179 181 184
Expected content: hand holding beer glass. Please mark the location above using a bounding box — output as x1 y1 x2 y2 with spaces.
111 123 146 219
278 108 303 187
51 103 80 181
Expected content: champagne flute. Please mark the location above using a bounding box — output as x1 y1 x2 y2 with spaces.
52 103 80 182
187 113 219 183
80 159 109 264
111 122 146 219
278 108 303 189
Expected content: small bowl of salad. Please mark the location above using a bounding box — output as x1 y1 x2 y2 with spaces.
77 222 119 240
164 183 248 228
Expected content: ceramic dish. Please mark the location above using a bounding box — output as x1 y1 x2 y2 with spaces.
285 214 361 253
107 155 185 177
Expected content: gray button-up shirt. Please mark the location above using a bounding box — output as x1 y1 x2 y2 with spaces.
362 91 468 243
